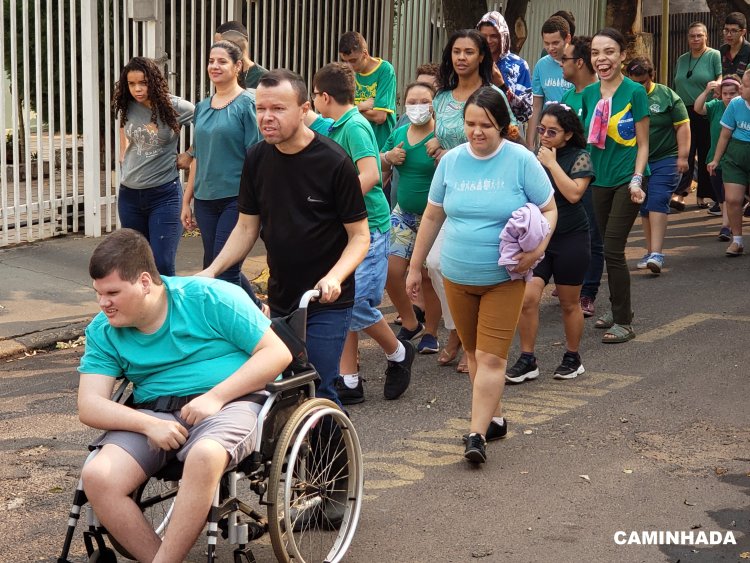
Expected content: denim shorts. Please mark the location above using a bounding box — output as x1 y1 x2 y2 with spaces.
641 156 679 216
389 205 422 260
350 230 389 331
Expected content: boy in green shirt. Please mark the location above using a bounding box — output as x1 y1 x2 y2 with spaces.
338 31 397 149
313 62 414 405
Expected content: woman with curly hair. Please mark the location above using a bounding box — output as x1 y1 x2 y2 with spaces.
114 57 194 276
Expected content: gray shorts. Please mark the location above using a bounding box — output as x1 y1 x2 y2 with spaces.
90 397 264 478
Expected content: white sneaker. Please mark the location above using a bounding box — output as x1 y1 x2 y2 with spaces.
636 253 651 269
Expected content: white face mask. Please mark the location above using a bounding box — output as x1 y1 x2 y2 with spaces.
405 103 432 125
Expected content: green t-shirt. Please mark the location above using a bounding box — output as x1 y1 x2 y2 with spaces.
561 87 585 122
581 77 651 188
645 83 689 161
78 276 271 404
705 98 727 164
355 58 397 149
329 107 390 233
382 124 436 214
673 49 722 105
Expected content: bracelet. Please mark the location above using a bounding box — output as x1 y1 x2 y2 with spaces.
382 151 392 165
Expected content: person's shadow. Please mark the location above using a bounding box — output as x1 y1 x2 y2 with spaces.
660 472 749 562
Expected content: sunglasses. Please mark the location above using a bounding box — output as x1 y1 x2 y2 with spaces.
536 126 561 138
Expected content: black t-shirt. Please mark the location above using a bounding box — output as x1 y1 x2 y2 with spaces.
720 41 750 77
540 145 594 235
238 133 368 316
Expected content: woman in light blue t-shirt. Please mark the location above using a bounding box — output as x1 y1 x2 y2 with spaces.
407 87 556 465
182 41 262 298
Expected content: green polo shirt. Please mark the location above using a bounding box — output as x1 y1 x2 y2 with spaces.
561 87 585 122
705 98 726 164
645 82 689 161
329 107 390 233
581 77 651 188
355 58 397 149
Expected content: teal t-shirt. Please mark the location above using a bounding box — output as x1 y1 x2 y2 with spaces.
382 124 435 214
581 77 651 187
433 86 516 151
673 49 722 105
705 98 727 163
309 114 334 135
78 276 271 404
428 141 553 286
532 55 573 103
355 58 397 149
720 95 750 141
193 91 261 200
328 107 390 233
645 83 689 161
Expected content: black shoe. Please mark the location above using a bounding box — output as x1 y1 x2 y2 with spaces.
384 341 414 400
744 203 750 218
397 321 424 341
464 433 487 464
335 377 365 405
553 352 585 380
412 304 426 324
669 199 686 211
505 354 540 384
707 202 722 216
462 418 508 443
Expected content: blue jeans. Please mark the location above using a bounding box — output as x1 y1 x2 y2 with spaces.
305 307 353 407
580 188 604 301
118 179 182 276
193 196 246 287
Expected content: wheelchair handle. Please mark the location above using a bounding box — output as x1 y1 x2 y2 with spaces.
298 289 321 310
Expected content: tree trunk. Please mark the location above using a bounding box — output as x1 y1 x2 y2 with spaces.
705 0 750 27
441 0 489 36
504 0 531 53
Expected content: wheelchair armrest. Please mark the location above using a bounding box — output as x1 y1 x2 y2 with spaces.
265 370 318 394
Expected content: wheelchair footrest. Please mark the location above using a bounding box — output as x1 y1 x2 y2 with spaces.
233 546 257 563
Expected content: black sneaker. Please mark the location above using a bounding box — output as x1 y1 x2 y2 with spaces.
707 202 722 216
384 341 415 400
505 354 540 384
464 433 487 464
397 321 424 341
462 418 508 443
335 377 365 405
553 353 585 380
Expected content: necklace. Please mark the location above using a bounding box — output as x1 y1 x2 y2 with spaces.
686 49 708 78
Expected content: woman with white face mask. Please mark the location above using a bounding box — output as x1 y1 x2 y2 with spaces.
382 82 443 356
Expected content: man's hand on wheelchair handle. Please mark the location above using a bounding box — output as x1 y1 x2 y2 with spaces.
146 419 189 451
181 394 224 426
315 274 341 304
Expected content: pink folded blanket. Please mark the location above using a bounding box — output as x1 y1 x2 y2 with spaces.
498 203 551 281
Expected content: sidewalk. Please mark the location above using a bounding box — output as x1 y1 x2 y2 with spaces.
0 232 267 358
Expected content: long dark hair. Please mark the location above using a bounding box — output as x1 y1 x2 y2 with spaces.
113 57 179 132
540 102 586 148
437 29 493 92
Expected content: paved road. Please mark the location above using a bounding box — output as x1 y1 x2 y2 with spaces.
1 210 749 562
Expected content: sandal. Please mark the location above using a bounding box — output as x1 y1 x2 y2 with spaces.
595 311 614 329
602 323 635 343
456 353 469 373
438 344 462 366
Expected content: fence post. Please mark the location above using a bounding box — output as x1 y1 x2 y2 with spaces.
81 0 101 237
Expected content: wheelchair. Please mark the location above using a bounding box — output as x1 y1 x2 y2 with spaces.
57 290 364 563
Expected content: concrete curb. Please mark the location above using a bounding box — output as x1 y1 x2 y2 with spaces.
0 320 90 360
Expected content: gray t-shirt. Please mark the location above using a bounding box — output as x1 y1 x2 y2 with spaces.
120 96 194 189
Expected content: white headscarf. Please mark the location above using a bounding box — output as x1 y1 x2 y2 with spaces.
477 10 511 59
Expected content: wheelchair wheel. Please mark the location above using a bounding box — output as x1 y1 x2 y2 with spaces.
268 398 363 563
108 477 179 560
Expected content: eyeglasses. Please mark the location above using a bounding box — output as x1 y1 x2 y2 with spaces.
536 125 561 138
723 27 743 35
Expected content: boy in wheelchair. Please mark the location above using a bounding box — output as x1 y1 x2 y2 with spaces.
76 228 292 563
